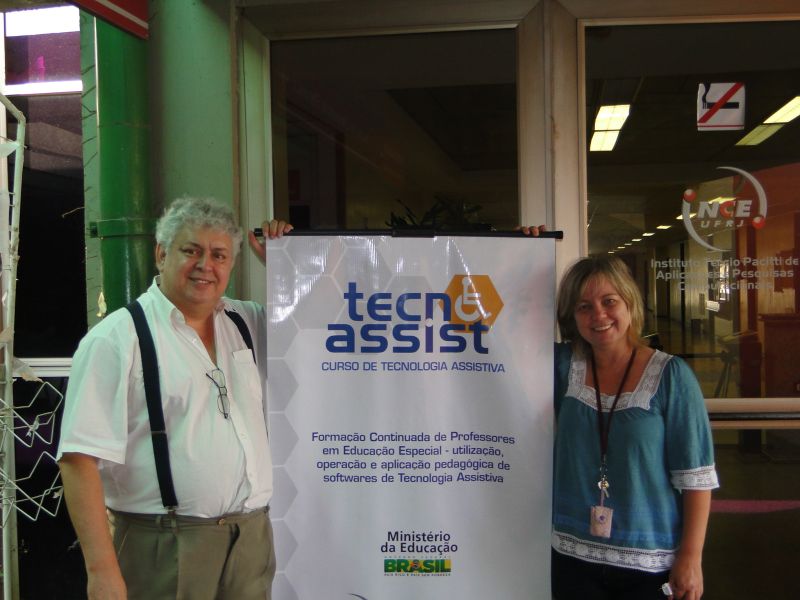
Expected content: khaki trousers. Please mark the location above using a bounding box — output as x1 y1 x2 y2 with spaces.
108 507 276 600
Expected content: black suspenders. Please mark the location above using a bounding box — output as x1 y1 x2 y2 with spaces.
222 309 256 363
124 300 255 511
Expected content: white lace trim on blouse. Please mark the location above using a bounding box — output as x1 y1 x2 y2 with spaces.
566 349 672 412
670 464 719 490
552 531 675 573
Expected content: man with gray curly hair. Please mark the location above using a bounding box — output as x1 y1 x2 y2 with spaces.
156 196 246 256
58 196 292 600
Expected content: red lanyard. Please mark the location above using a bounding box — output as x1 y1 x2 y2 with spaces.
590 348 637 467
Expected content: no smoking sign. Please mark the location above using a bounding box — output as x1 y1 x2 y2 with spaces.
697 82 745 131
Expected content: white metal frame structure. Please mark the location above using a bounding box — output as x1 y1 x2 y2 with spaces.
0 90 27 600
0 89 67 600
0 8 81 597
0 6 86 597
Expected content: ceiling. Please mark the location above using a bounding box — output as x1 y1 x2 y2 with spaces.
239 0 536 39
239 0 800 39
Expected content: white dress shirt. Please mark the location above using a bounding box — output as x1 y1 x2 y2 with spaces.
57 279 273 517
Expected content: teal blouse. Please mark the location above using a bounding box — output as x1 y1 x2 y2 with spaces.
552 343 719 573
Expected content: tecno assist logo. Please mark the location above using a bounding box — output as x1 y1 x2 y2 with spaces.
326 275 503 354
442 275 503 328
682 166 767 252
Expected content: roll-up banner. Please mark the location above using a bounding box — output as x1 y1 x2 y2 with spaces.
266 233 555 600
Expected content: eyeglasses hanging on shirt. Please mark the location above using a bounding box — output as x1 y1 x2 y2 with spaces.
206 368 230 419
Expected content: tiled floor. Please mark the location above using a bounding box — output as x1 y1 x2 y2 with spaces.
705 446 800 599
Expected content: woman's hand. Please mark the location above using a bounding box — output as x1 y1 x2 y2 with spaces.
516 225 547 236
248 219 293 263
668 489 711 599
667 551 704 600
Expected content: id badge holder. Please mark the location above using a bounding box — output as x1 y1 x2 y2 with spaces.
590 477 613 538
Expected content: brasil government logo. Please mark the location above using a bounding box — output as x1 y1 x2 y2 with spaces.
326 275 503 354
682 166 767 252
384 558 452 575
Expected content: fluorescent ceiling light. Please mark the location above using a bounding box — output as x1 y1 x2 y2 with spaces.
590 104 630 152
632 238 642 242
676 213 697 220
594 104 630 131
708 197 735 204
736 124 783 146
642 232 655 237
590 130 620 152
2 80 82 96
763 96 800 124
735 96 800 146
624 243 632 246
657 225 671 230
5 6 80 36
617 246 625 249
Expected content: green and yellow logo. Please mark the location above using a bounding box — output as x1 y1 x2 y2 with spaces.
384 559 451 574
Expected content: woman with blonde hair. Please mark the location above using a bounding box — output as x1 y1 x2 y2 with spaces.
547 252 718 600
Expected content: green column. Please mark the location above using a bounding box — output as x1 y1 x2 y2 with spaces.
149 0 235 208
89 18 154 313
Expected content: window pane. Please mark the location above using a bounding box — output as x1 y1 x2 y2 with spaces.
4 7 80 86
585 21 800 405
8 94 86 357
270 29 518 230
587 28 800 594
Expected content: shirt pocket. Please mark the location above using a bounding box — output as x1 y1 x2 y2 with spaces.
233 348 257 367
231 349 264 413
